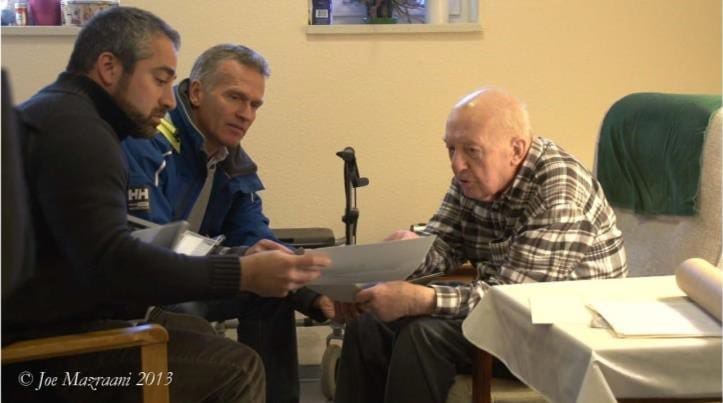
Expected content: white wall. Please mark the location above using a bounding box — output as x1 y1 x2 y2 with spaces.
2 0 721 243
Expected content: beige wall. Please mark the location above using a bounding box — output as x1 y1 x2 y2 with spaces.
2 0 721 243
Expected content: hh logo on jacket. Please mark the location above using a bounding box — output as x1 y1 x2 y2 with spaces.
128 186 150 211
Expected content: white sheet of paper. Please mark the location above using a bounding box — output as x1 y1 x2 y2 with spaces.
306 236 436 302
528 296 594 325
586 298 722 338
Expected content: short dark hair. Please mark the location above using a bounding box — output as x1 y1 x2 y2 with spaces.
66 6 180 74
189 44 270 88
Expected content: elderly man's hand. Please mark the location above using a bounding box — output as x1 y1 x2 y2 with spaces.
329 301 365 323
383 230 420 242
355 281 435 322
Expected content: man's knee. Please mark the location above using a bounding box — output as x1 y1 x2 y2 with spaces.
165 327 266 402
198 339 266 403
228 342 265 380
395 316 446 345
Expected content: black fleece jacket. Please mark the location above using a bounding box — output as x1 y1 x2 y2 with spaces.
3 73 242 338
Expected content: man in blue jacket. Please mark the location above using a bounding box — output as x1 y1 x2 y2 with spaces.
122 44 333 403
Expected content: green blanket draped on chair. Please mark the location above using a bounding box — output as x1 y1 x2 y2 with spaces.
597 93 721 216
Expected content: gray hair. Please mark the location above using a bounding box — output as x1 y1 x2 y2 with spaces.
189 44 270 88
66 6 180 74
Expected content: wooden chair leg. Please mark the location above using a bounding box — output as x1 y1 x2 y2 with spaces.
139 342 170 403
472 347 493 403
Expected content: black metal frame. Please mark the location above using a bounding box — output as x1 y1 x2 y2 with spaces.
336 146 369 246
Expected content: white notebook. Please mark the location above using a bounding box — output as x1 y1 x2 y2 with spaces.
586 298 722 338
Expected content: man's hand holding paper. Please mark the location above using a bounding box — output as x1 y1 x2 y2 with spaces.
333 301 366 323
383 229 420 241
240 249 330 298
355 281 436 322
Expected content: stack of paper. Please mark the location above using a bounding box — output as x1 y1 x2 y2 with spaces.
586 299 722 338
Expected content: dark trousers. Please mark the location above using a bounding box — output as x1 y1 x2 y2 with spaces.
2 310 264 403
334 314 488 403
165 293 299 403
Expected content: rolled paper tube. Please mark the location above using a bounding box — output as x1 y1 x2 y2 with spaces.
425 0 448 24
675 258 722 322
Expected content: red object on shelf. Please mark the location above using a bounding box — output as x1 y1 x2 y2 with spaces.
29 0 61 25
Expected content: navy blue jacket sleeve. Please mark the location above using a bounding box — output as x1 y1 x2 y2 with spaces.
219 190 278 247
121 137 175 225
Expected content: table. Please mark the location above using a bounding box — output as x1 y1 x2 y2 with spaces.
461 276 722 403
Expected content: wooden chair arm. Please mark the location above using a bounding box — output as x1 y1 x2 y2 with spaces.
2 324 168 364
3 324 170 403
437 263 477 283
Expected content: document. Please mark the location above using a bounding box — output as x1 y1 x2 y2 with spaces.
306 236 437 302
131 220 221 256
529 296 593 325
586 298 722 338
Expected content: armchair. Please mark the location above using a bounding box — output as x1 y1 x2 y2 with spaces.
2 324 171 403
595 93 722 275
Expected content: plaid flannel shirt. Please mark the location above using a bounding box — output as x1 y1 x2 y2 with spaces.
417 137 628 318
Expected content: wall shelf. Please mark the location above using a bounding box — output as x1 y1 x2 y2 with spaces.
306 22 482 35
2 26 81 36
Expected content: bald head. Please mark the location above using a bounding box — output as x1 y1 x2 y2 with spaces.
448 87 531 145
443 87 532 202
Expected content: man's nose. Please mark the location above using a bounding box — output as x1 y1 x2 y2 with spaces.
450 151 466 173
235 102 254 121
161 85 176 110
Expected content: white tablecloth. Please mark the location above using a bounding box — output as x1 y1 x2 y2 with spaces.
461 276 722 403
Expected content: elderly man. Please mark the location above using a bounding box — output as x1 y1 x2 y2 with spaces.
121 44 334 403
333 87 627 403
2 7 329 403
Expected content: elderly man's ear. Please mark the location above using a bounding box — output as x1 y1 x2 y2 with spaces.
511 137 528 164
